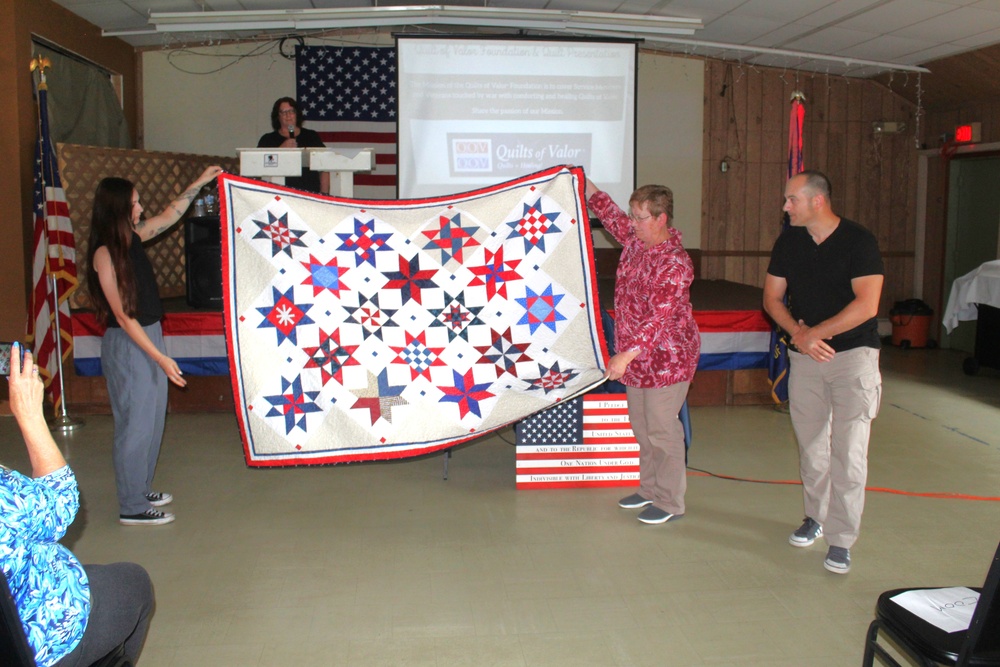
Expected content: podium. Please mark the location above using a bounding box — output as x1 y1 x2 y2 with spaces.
307 148 375 197
237 147 375 197
237 148 302 187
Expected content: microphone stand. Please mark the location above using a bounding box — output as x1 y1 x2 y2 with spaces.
48 274 84 432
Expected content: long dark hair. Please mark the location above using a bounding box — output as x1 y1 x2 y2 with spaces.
270 97 302 132
86 177 138 323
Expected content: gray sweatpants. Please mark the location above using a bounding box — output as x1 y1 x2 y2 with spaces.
102 323 168 516
54 562 154 666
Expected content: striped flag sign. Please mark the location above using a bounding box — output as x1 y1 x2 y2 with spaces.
516 394 639 489
295 45 397 200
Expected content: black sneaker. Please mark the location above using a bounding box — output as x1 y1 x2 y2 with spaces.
120 509 175 526
788 517 823 547
145 491 173 507
824 546 851 574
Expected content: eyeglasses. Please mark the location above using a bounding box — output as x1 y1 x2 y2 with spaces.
628 212 653 222
278 108 297 116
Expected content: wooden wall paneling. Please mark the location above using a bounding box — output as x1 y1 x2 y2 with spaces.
759 66 787 289
744 162 762 284
807 77 831 173
988 103 1000 141
745 68 763 164
760 73 787 166
724 160 743 282
744 69 764 283
705 61 732 279
922 156 948 324
826 128 846 196
843 82 865 217
824 78 850 193
827 77 849 124
888 125 912 237
887 91 909 222
703 188 725 280
873 147 893 260
699 154 711 277
883 257 900 314
905 144 918 254
977 103 993 141
899 95 919 252
891 135 915 306
726 63 749 282
875 89 894 254
932 109 961 144
859 85 883 239
699 62 916 295
758 161 785 285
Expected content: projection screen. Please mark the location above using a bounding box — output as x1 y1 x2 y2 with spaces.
397 36 637 205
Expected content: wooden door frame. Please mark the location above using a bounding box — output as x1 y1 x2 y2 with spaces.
917 142 1000 342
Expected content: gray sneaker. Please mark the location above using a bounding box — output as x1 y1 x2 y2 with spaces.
788 517 823 547
637 506 683 525
824 546 851 574
618 493 653 509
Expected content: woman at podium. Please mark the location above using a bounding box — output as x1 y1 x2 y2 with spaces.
257 97 330 194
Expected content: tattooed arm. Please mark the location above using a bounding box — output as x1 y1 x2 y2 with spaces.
135 165 223 242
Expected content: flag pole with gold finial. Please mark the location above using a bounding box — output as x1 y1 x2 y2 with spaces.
30 54 85 432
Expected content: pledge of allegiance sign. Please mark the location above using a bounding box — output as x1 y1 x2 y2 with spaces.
218 166 609 466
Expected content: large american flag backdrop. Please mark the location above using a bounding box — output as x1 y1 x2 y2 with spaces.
219 165 609 466
296 45 397 200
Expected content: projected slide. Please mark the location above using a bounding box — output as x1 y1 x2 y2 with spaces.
397 38 636 205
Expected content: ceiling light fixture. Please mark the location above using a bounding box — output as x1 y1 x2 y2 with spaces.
142 6 701 36
100 5 930 74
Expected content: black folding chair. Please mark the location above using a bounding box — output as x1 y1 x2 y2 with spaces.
862 539 1000 666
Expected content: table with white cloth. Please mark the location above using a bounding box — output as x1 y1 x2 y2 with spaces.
942 260 1000 374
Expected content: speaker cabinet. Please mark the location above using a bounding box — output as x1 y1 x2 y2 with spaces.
185 216 223 309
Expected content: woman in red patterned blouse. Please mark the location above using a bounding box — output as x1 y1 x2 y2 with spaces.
586 179 700 524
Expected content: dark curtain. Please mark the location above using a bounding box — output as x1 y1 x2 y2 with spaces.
32 41 130 148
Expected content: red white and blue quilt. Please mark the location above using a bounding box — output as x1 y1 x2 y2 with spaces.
218 166 609 466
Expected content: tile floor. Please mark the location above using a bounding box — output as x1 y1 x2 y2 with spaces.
2 346 999 666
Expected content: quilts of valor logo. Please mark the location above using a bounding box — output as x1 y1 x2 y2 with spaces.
452 139 492 173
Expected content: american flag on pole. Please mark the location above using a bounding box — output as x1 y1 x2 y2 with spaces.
295 45 397 200
29 71 78 411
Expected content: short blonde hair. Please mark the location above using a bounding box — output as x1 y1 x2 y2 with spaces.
629 184 673 221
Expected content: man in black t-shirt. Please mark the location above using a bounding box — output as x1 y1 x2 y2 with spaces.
764 170 884 575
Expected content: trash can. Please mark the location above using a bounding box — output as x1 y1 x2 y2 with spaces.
890 299 933 349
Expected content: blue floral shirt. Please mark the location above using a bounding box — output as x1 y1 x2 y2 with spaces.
0 465 90 666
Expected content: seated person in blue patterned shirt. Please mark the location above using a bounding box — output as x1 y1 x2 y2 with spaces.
1 342 154 666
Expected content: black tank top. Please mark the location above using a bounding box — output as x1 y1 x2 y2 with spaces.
104 232 163 328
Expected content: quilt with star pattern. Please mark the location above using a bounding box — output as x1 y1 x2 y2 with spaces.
218 166 608 466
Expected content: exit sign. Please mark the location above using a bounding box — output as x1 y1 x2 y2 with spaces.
955 122 981 143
